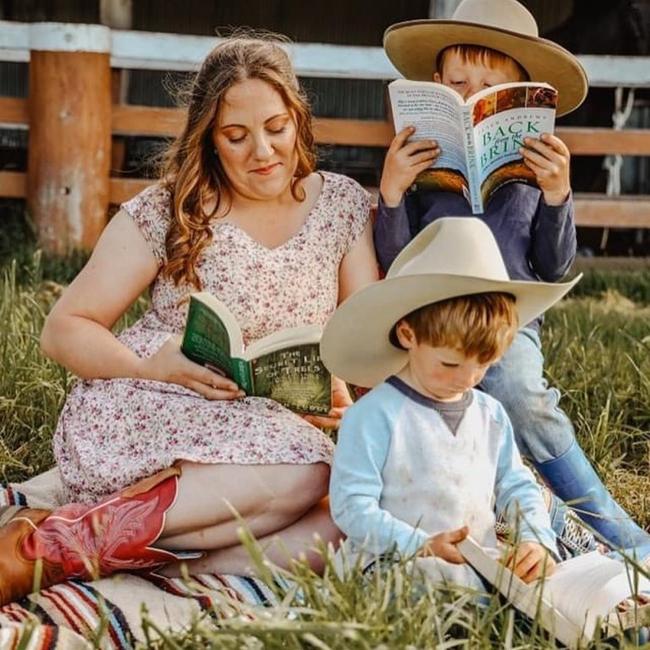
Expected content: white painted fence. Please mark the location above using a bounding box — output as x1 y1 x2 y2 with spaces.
1 20 649 86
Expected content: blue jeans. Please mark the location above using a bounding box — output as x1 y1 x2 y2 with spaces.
479 327 573 463
480 327 650 551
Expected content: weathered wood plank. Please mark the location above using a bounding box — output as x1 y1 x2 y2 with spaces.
573 194 650 228
5 172 650 229
3 100 650 155
109 106 650 154
0 170 26 198
0 97 28 129
2 21 650 86
558 128 650 156
108 177 153 204
111 104 185 137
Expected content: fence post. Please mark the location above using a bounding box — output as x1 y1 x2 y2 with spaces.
27 23 112 255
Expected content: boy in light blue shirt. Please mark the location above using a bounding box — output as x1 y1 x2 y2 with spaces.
321 217 581 584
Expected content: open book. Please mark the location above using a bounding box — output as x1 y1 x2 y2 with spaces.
388 79 558 214
459 536 650 648
181 293 331 415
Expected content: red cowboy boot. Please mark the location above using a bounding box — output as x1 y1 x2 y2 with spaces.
0 466 188 606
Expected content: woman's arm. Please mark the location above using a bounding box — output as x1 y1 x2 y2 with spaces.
41 210 241 399
338 220 379 303
303 221 378 428
41 210 159 379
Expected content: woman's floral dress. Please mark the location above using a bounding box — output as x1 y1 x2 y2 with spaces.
53 172 370 503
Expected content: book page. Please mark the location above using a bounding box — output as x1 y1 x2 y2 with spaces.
460 537 650 646
388 80 469 191
468 82 557 204
246 323 322 359
543 552 650 636
251 343 331 415
458 537 584 647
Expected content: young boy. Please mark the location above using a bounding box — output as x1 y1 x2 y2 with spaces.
321 218 579 585
375 0 650 554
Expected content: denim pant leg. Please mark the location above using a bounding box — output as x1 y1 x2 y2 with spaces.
478 328 574 464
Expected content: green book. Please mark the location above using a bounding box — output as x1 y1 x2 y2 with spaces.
181 292 331 416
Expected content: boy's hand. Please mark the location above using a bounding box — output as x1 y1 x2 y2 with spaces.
380 126 440 207
501 541 556 583
417 525 468 563
520 133 571 206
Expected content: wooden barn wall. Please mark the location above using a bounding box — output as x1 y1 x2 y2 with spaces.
129 0 429 44
0 0 99 22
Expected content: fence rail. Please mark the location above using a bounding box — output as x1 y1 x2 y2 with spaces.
1 20 649 253
3 20 650 85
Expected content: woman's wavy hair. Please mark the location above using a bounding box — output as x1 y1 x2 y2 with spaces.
161 35 317 289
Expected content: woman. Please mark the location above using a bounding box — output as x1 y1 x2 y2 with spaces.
0 35 378 605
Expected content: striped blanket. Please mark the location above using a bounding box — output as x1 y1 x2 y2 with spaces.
0 469 279 650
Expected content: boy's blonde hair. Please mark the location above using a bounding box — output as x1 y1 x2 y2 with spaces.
436 44 529 82
395 292 518 363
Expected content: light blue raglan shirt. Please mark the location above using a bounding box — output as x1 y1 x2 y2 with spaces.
330 377 556 559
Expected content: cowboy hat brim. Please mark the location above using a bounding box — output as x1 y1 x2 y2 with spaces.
383 20 588 117
320 272 581 388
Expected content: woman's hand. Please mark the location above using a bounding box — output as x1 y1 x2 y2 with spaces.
501 541 556 583
140 336 244 400
417 525 469 562
379 126 440 207
302 377 353 429
520 133 571 206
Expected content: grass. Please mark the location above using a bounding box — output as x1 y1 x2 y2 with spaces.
1 227 649 648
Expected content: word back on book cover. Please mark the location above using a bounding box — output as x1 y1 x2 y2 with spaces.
252 344 331 415
472 84 557 206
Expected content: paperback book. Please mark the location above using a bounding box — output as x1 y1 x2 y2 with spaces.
458 536 650 648
388 79 558 213
181 292 331 415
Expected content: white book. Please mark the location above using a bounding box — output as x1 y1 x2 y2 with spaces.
387 79 557 214
458 536 650 648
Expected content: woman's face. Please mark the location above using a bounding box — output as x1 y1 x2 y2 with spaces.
212 78 299 202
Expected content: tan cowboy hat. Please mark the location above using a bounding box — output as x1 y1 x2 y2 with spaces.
320 217 581 388
384 0 588 116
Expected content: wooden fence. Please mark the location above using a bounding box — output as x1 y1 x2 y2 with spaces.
1 21 650 253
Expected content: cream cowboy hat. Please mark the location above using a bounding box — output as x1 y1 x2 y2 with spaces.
383 0 588 117
320 217 581 388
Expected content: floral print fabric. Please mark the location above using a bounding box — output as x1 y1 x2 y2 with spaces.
53 172 371 503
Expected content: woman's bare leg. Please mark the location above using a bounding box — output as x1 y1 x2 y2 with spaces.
158 461 330 549
159 497 341 576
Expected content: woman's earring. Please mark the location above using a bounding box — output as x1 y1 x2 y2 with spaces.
213 148 218 157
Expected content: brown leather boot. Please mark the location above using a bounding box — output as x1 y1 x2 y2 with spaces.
0 466 185 606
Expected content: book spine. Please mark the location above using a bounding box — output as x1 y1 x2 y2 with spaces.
232 358 254 394
461 106 483 213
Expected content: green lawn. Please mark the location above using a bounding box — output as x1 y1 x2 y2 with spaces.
1 217 649 647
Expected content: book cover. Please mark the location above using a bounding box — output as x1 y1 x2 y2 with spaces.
387 80 557 214
181 293 331 415
252 344 331 415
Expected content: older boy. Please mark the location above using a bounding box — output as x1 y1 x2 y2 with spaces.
321 218 578 584
374 0 649 553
